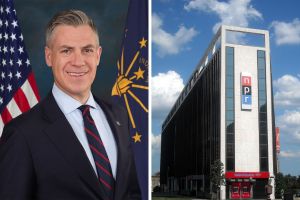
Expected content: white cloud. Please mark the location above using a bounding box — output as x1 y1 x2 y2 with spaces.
275 75 300 143
184 0 262 33
273 74 300 108
152 70 184 119
152 13 198 57
280 151 300 158
270 18 300 45
152 133 161 154
152 133 162 174
277 110 300 141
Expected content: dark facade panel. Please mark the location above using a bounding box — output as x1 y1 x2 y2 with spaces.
257 50 269 171
225 46 235 171
160 50 221 194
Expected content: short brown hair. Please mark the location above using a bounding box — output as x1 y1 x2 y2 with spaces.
46 10 99 46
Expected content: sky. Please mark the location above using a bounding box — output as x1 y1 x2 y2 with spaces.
14 0 128 100
152 0 300 176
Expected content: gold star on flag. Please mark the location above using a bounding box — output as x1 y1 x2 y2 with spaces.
132 132 142 143
134 67 145 80
139 37 147 48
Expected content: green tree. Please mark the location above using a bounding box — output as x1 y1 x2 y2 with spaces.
275 172 286 198
210 160 225 199
297 176 300 188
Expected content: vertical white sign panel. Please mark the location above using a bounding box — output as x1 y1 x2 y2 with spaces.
241 72 252 110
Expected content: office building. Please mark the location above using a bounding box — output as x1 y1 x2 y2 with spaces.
160 25 277 199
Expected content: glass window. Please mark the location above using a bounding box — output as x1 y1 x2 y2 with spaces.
260 134 268 144
260 157 268 171
226 30 265 47
226 110 234 121
227 133 234 143
226 157 234 171
258 50 265 58
260 144 268 157
259 99 266 107
226 120 234 128
226 58 234 69
258 79 266 89
260 122 267 133
226 121 234 133
258 69 266 79
260 112 267 121
226 46 234 55
243 187 249 192
258 90 266 99
233 187 239 193
226 66 233 76
225 46 235 173
226 88 234 97
258 58 266 69
226 76 234 88
226 98 234 110
259 104 267 112
227 144 234 157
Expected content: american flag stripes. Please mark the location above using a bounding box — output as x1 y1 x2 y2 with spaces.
0 0 40 135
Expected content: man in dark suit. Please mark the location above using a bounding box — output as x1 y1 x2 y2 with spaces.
0 10 141 200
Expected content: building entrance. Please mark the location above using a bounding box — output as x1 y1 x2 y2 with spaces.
230 182 252 199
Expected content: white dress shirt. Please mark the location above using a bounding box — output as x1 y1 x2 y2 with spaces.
52 84 117 179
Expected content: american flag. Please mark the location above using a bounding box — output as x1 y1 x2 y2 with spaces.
0 0 40 135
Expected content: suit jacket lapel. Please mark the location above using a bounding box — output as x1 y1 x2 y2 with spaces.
40 93 105 199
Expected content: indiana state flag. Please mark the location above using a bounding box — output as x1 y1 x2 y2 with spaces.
111 0 148 199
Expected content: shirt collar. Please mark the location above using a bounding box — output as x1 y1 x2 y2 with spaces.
52 83 98 115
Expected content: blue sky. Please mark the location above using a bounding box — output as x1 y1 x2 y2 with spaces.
152 0 300 176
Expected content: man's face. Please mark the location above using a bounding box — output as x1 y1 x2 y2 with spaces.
45 25 101 102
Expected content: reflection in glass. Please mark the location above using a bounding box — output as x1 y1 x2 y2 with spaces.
257 50 265 58
226 30 265 47
226 157 234 171
226 88 234 97
226 57 234 68
227 133 234 143
260 157 268 171
226 46 235 172
260 134 268 144
226 46 234 54
258 69 266 79
259 104 267 112
226 98 234 110
226 111 234 121
260 144 268 157
260 112 267 120
259 91 266 99
227 144 234 157
260 122 267 132
258 58 266 69
259 99 266 107
226 76 234 88
258 80 266 89
226 122 234 133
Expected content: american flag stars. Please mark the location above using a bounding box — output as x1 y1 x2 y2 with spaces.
0 5 29 100
0 0 40 132
0 0 39 132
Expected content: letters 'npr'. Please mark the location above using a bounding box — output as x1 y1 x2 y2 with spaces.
241 73 252 110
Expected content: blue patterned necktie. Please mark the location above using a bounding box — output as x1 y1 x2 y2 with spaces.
78 105 115 200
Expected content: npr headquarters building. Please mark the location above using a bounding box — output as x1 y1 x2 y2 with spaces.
160 26 277 199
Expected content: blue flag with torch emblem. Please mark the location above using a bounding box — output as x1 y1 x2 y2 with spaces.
111 0 148 199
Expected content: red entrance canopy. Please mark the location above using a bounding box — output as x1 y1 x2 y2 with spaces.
225 172 270 179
